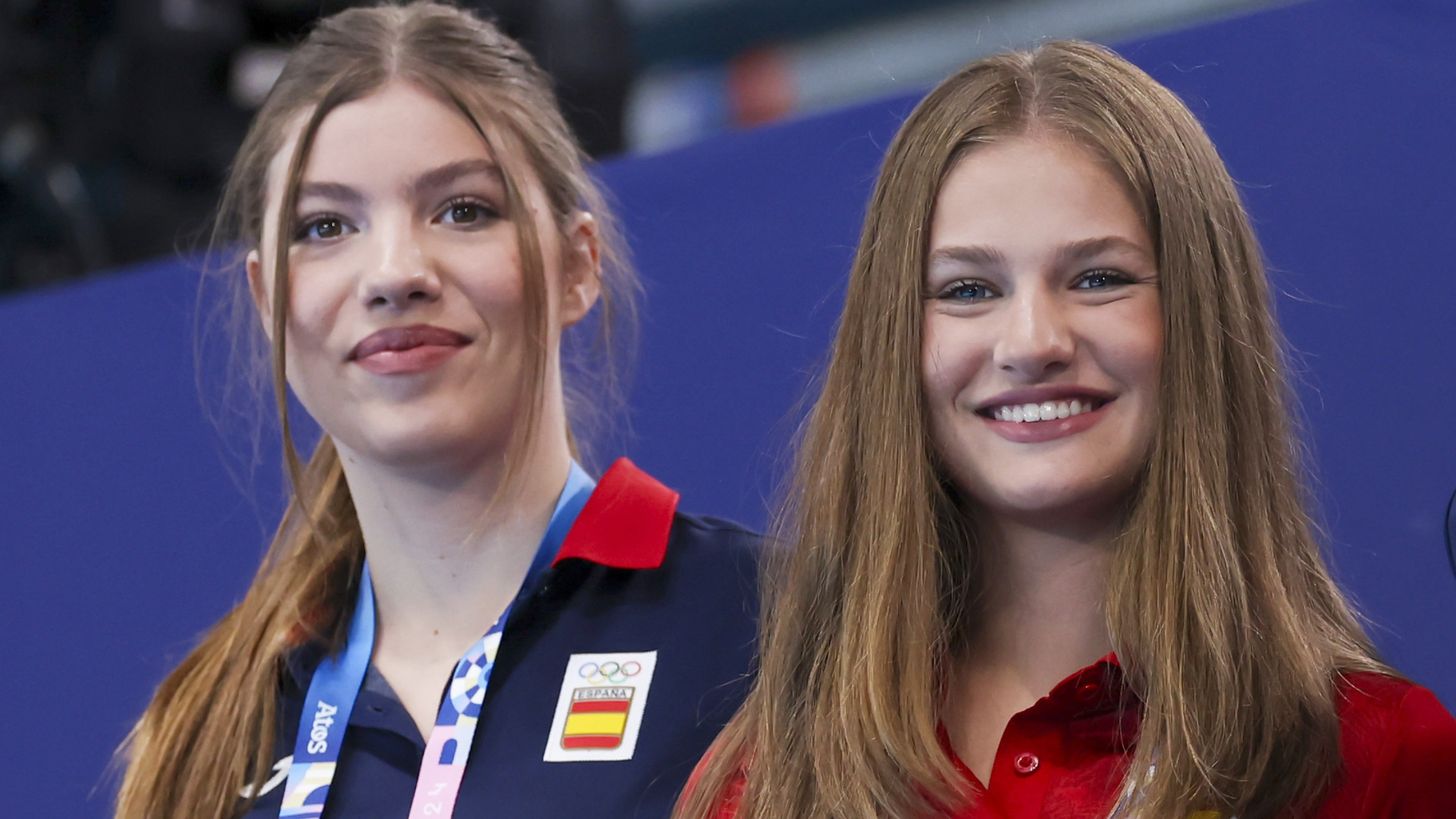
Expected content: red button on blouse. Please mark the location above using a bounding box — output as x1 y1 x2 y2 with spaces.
705 656 1456 819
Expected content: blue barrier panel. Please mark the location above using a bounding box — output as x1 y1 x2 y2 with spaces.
1 0 1452 812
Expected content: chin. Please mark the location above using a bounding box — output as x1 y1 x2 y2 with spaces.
364 436 470 468
336 418 500 470
968 472 1137 528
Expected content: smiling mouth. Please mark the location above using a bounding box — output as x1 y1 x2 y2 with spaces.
977 398 1111 423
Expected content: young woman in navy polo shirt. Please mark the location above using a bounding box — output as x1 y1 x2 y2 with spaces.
679 41 1456 819
116 4 757 817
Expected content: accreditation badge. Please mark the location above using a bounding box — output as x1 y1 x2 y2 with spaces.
543 651 657 762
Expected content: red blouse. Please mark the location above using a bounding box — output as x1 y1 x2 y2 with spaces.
713 657 1456 817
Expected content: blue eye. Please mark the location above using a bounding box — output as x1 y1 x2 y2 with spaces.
293 214 355 243
1074 269 1131 289
939 279 997 302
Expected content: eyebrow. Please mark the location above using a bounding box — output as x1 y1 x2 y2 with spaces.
295 180 365 206
1054 236 1153 266
294 158 504 206
927 235 1152 269
407 158 504 199
927 245 1007 268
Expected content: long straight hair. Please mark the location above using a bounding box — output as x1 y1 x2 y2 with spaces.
677 41 1384 819
116 4 636 817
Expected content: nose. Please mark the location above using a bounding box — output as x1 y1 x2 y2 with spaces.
993 285 1074 379
356 221 441 310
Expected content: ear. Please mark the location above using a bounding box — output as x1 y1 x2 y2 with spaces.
559 212 602 328
246 248 274 341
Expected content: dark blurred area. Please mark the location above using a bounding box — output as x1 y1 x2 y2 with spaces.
0 0 634 295
2 0 1261 296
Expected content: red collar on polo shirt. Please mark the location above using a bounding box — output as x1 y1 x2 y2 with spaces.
941 652 1140 819
711 655 1138 819
552 457 679 570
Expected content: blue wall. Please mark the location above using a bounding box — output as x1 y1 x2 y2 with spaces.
2 0 1452 813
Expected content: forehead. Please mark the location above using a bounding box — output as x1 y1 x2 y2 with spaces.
262 81 506 205
929 134 1148 254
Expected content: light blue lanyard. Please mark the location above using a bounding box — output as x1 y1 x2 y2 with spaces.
278 462 595 818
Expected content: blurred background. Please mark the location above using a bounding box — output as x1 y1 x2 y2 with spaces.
4 1 1455 813
0 0 1277 295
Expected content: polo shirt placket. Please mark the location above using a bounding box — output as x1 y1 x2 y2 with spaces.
949 656 1137 819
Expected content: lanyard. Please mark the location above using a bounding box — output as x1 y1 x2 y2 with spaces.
278 462 596 819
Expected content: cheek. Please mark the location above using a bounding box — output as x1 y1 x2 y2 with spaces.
283 259 349 349
451 245 529 321
1101 301 1163 401
921 314 990 408
1085 300 1163 465
467 277 521 308
274 254 358 408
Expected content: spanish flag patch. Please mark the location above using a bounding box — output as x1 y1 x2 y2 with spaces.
544 652 657 762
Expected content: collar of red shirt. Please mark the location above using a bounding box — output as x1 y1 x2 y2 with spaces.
940 651 1143 787
1020 651 1135 722
550 457 679 570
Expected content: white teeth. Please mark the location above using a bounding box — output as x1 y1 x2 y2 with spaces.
989 398 1098 423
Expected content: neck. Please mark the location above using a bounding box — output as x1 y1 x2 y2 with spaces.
944 508 1119 785
337 430 573 665
960 509 1118 694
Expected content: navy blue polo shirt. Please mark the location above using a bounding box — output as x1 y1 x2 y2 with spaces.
241 459 759 818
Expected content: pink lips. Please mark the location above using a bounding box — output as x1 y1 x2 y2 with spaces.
974 386 1117 444
982 402 1111 443
349 324 471 375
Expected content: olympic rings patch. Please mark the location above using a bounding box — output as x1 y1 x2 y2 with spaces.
576 660 644 685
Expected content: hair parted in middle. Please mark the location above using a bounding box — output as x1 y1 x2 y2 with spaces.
676 40 1383 819
116 4 638 817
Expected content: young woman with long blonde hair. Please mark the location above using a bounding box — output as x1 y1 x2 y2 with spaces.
117 4 758 817
678 40 1456 819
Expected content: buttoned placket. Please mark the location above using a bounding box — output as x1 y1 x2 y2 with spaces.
951 657 1137 819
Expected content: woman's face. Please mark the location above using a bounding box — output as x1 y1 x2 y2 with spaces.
921 134 1162 529
248 81 598 470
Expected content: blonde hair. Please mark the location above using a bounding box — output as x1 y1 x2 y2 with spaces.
677 40 1383 819
117 4 636 816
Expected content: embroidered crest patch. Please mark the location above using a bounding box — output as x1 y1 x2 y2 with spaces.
543 651 657 762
